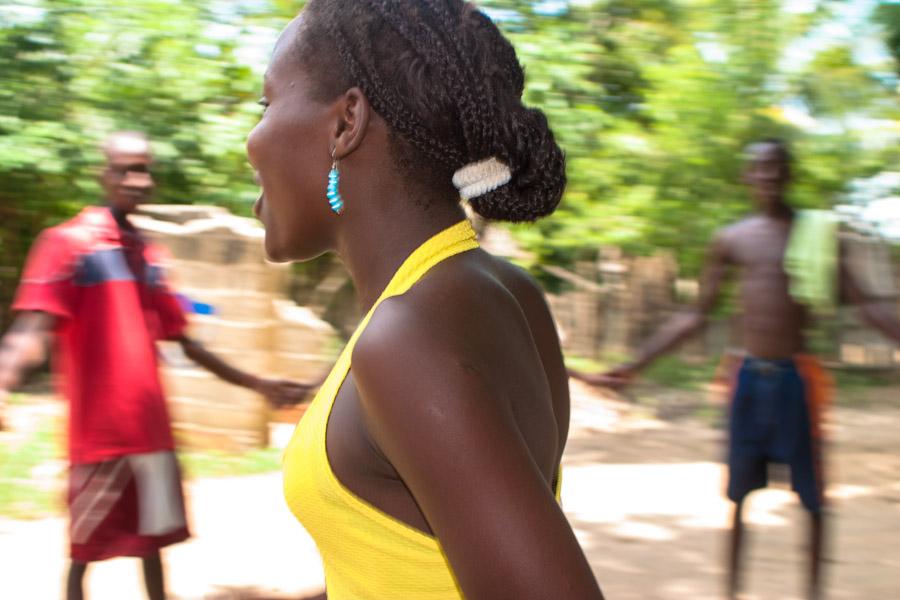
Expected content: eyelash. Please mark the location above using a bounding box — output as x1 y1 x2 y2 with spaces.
257 98 269 111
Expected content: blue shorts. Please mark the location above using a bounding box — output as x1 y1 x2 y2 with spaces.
727 358 824 513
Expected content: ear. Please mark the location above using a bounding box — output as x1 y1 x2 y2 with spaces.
331 87 371 159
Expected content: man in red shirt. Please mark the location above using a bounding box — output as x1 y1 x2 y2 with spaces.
0 132 309 600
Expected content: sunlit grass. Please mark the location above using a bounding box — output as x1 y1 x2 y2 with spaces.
177 447 282 479
0 419 62 519
0 402 284 519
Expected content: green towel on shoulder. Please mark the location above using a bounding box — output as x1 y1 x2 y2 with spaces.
784 209 839 313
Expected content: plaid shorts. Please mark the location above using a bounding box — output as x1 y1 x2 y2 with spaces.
68 450 189 561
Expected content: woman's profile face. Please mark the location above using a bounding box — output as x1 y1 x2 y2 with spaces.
248 15 336 263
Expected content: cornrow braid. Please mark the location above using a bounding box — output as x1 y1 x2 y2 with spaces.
321 9 463 168
420 0 497 153
369 0 488 156
296 0 566 223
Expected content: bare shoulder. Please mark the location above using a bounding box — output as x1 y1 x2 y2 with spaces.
487 255 540 292
350 248 556 417
353 251 525 369
713 217 760 259
349 251 533 465
487 256 551 309
352 249 566 468
719 217 752 239
484 255 565 366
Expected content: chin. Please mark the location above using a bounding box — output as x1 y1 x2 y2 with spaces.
264 237 323 264
263 237 293 263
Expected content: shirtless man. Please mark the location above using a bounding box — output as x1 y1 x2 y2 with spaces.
588 139 900 599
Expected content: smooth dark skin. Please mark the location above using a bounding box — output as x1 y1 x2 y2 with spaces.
581 142 900 600
0 133 313 600
247 16 603 600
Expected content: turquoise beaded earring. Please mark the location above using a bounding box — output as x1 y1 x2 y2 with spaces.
326 149 344 215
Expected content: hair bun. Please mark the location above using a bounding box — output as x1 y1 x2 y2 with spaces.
469 106 566 223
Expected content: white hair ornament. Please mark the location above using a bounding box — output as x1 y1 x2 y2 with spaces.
452 157 512 200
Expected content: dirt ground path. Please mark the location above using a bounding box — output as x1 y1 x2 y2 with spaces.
2 383 898 599
563 381 900 599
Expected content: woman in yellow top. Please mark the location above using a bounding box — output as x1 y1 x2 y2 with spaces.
247 1 605 598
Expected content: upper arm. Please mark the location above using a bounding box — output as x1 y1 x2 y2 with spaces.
838 240 900 342
837 237 882 306
12 228 79 320
497 262 570 462
352 302 602 600
697 231 732 314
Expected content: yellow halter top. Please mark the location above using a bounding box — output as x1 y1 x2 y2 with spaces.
283 221 480 599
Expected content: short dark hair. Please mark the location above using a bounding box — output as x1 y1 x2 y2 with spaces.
294 0 566 223
748 137 793 179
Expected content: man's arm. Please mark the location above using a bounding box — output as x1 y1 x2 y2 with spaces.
597 233 732 387
0 311 56 428
841 257 900 344
176 335 316 406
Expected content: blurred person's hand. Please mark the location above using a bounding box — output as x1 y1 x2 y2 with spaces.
598 365 636 390
254 377 317 407
568 365 636 390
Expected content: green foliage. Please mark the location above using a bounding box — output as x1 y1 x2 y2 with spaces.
0 0 292 328
874 1 900 73
0 0 896 328
0 402 282 518
0 419 62 519
486 0 895 276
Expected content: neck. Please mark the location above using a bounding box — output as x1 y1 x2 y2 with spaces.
334 187 468 311
758 198 793 220
105 203 133 229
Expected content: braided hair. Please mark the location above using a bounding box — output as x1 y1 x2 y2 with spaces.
294 0 566 223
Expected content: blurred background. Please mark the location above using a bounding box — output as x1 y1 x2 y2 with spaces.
1 1 898 599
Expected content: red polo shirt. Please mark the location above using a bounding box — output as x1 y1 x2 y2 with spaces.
13 206 187 464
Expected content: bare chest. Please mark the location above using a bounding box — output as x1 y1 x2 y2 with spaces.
729 223 791 273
